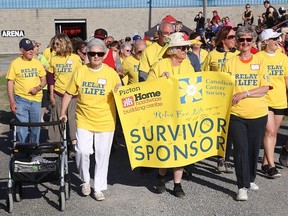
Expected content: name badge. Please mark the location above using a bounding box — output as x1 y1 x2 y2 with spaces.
98 78 107 85
251 64 260 70
66 60 73 65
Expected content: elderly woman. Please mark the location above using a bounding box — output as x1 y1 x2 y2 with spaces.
256 29 288 178
147 32 195 198
60 38 121 201
223 25 270 201
47 33 83 154
202 26 239 173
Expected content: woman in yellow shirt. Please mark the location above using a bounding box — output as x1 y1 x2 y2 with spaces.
60 38 121 201
224 25 270 201
256 29 288 178
147 32 194 198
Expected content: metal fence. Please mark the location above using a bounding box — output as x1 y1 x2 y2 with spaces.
0 0 287 9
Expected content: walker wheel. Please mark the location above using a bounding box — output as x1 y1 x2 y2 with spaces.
59 192 65 211
65 182 71 200
6 193 13 213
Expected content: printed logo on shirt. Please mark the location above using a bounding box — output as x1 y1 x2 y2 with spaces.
81 81 105 95
21 68 38 78
267 65 283 76
178 76 202 104
56 63 72 73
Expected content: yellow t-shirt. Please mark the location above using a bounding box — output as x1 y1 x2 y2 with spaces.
66 64 121 132
147 58 195 80
49 54 82 94
202 49 240 72
43 47 56 65
200 48 209 66
6 56 46 102
122 55 140 85
139 42 167 73
255 51 288 109
223 55 269 119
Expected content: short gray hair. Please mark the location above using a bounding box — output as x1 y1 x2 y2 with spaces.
165 47 178 55
86 38 107 53
236 25 257 42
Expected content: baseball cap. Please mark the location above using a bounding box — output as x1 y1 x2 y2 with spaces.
19 38 34 51
94 28 108 39
132 34 142 41
259 29 282 42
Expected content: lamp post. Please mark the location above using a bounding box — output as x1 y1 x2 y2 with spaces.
148 0 152 30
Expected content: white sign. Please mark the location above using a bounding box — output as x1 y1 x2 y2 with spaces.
1 30 25 37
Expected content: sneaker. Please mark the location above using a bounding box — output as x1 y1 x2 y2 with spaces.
279 146 288 167
250 182 259 191
217 158 226 172
173 184 185 198
224 161 233 173
94 191 105 201
81 182 91 196
155 176 166 194
266 167 281 179
236 188 248 201
261 164 269 174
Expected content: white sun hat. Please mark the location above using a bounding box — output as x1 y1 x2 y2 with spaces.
167 32 192 47
260 29 282 42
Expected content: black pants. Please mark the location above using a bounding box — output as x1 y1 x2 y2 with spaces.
229 114 267 189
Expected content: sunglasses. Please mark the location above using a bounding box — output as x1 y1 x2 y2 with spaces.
269 37 279 41
177 46 189 51
238 37 253 42
87 51 105 57
53 42 60 46
125 49 131 52
226 35 235 40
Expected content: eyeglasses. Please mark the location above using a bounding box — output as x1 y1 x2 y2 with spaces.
53 42 60 46
87 51 105 57
160 31 174 36
226 35 235 40
125 50 131 52
238 37 253 42
177 46 189 51
269 37 279 41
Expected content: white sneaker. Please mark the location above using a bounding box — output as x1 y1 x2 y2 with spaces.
94 191 105 201
81 182 91 196
250 182 259 191
236 188 248 201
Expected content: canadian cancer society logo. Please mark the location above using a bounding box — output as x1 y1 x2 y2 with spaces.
122 96 134 108
178 76 202 104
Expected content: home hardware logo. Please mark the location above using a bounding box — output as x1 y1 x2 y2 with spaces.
122 91 161 108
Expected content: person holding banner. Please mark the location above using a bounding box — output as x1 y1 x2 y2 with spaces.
59 38 122 201
147 32 194 198
202 26 239 173
223 25 270 201
256 29 288 178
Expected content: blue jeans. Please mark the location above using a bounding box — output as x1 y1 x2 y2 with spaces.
15 95 41 143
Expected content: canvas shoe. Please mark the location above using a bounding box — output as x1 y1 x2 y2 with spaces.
266 167 281 179
236 188 248 201
250 182 259 191
94 191 105 201
224 161 233 173
81 182 91 196
155 175 166 193
173 184 185 198
261 164 269 174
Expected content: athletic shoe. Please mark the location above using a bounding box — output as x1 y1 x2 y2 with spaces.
81 182 91 196
250 182 259 191
224 161 233 173
279 146 288 167
155 176 166 194
217 158 226 172
266 167 281 179
261 164 269 174
94 191 105 201
236 188 248 201
173 184 185 198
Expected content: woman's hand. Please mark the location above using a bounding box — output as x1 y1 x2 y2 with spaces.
50 95 56 106
161 72 170 79
232 91 247 105
59 114 68 122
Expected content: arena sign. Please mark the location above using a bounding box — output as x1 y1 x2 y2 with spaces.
114 72 234 169
1 30 25 37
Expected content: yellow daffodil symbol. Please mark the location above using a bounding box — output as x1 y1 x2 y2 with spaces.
179 76 202 104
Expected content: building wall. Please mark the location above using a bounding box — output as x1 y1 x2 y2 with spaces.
0 4 287 53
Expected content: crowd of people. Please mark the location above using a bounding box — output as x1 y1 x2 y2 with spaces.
5 1 288 202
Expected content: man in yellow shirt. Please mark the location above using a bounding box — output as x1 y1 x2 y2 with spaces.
6 38 46 143
139 22 174 81
122 39 147 85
